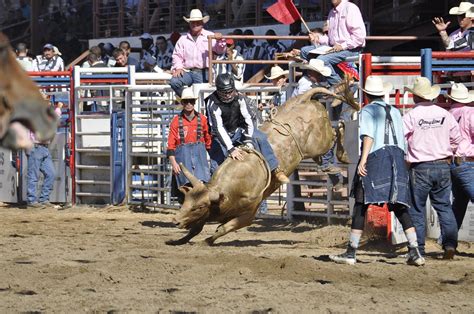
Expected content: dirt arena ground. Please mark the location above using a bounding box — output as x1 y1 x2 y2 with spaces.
0 204 473 313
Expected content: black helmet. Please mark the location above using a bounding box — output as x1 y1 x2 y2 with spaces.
215 73 236 103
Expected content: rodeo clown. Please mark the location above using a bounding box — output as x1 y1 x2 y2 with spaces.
205 73 289 184
166 87 212 202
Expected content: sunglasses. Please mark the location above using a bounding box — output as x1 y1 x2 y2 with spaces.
182 99 196 104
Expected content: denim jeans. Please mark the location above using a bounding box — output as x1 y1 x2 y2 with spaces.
27 145 55 204
209 129 279 174
170 69 208 97
316 49 361 86
300 45 316 61
450 161 474 229
408 162 458 254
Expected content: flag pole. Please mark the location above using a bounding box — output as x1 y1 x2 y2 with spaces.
299 15 311 34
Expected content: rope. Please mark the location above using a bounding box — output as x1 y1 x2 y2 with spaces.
239 146 272 196
267 107 304 159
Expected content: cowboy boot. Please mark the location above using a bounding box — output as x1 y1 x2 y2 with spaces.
273 167 289 184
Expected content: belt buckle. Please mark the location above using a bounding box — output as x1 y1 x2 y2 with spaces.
454 157 462 166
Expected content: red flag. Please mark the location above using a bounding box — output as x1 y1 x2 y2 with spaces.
266 0 301 25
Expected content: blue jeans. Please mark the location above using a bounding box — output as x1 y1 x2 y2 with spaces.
209 129 279 174
300 45 316 61
316 48 361 86
27 145 55 204
170 69 208 97
408 162 458 254
450 161 474 229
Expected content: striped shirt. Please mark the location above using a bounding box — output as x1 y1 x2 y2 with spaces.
32 55 64 72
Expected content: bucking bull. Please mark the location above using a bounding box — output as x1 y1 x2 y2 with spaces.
166 82 359 246
0 32 57 150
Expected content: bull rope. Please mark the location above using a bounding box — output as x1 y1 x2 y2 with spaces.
240 146 272 196
268 108 304 159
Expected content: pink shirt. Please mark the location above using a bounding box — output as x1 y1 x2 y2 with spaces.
318 0 366 50
171 29 226 70
449 103 465 122
455 106 474 157
403 102 462 163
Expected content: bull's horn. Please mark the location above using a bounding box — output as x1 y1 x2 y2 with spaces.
179 163 205 188
300 87 337 103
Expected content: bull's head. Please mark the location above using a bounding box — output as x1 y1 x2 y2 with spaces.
0 33 57 150
173 164 220 230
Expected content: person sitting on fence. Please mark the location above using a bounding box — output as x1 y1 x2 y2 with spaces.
112 48 129 67
119 40 139 68
308 0 366 86
330 76 425 266
205 73 289 184
212 38 245 87
433 2 473 51
403 77 462 259
445 83 474 232
167 87 212 203
15 42 33 71
32 43 65 72
170 9 226 97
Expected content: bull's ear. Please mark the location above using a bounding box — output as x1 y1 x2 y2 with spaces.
209 190 221 204
179 186 192 194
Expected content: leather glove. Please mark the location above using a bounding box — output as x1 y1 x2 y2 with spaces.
244 142 254 150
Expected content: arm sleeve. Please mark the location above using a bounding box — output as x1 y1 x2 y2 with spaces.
240 98 255 142
448 113 463 150
402 112 413 139
342 4 366 50
359 108 375 140
171 37 185 70
207 99 235 151
201 115 212 150
166 117 180 157
32 58 39 72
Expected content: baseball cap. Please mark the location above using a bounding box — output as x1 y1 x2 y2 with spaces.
139 32 153 40
43 43 54 50
225 38 235 46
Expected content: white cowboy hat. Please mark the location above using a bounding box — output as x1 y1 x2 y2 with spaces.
180 87 198 101
467 7 474 18
265 66 289 80
183 9 210 24
361 75 393 96
404 77 441 100
300 59 331 77
449 2 473 15
445 83 474 103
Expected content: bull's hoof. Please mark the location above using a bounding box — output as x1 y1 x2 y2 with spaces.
165 239 188 246
202 237 215 246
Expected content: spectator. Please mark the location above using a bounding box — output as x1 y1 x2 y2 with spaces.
242 29 265 81
112 48 129 67
330 76 425 266
15 42 33 71
403 77 462 259
263 65 289 108
263 29 287 60
167 87 212 203
155 35 173 70
26 98 61 209
170 9 226 96
445 83 474 231
205 73 289 183
87 52 106 68
119 40 139 68
101 42 115 67
32 43 65 71
232 28 245 54
285 19 308 50
138 32 157 72
433 2 473 51
291 59 331 97
310 0 366 86
168 31 181 48
213 38 245 86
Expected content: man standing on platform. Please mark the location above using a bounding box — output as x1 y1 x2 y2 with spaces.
170 9 226 97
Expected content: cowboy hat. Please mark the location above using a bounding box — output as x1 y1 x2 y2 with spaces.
404 77 441 100
265 65 289 80
361 76 393 96
183 9 210 24
300 59 331 77
180 87 198 101
449 2 473 15
467 7 474 18
445 83 474 103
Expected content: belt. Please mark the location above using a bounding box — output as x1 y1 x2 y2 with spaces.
186 68 205 71
412 156 452 166
454 156 474 166
34 143 49 147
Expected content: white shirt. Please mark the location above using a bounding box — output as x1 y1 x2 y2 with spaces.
32 55 64 72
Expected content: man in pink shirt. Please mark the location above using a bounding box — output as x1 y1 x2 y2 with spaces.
446 84 474 231
403 77 462 259
432 2 473 51
309 0 366 86
170 9 226 97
